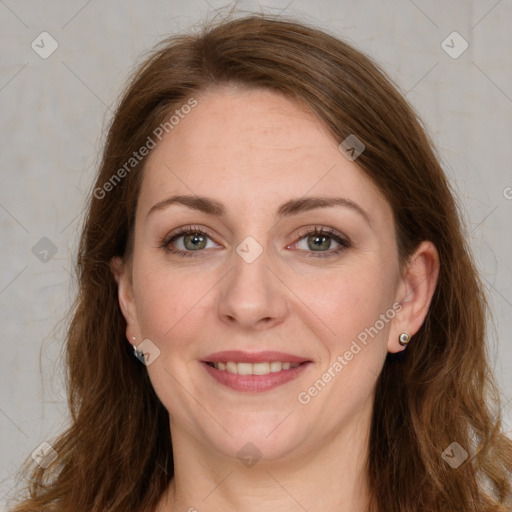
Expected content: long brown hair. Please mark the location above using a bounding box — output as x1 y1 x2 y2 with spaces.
10 13 512 512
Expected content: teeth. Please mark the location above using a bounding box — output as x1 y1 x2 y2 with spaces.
253 362 271 375
226 361 238 373
237 362 253 375
270 361 282 372
212 361 301 375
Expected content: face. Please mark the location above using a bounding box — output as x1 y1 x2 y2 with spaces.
112 86 435 464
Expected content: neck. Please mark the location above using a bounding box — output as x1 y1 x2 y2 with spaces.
157 403 373 512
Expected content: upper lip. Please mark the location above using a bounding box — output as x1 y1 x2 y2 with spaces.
202 350 311 364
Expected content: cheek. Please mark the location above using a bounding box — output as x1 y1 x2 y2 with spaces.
133 261 220 349
133 252 397 353
291 264 395 428
299 261 396 348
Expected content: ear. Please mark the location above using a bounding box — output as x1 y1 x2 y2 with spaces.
387 241 440 353
110 256 141 346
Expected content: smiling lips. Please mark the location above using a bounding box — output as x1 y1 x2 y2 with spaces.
201 350 311 392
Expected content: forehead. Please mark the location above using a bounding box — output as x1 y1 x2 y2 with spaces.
138 86 391 225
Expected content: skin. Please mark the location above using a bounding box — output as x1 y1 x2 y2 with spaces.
111 85 439 512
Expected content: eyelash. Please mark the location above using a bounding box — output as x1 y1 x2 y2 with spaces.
160 225 350 259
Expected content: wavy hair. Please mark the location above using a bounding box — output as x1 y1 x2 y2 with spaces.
10 12 512 512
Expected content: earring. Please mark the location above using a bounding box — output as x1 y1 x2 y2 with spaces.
132 336 144 359
398 332 410 347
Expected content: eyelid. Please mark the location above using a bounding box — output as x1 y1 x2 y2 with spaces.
161 225 219 249
289 225 351 258
293 225 349 244
161 224 350 258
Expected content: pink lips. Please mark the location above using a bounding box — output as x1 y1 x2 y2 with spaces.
201 350 312 392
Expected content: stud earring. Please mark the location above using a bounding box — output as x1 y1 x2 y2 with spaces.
132 336 144 359
398 332 410 347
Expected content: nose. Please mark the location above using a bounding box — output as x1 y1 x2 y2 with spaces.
216 241 289 331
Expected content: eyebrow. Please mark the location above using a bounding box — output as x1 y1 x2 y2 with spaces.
146 194 371 225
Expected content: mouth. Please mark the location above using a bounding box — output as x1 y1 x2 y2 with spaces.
200 351 312 392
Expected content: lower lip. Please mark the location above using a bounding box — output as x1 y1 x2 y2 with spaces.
201 361 312 392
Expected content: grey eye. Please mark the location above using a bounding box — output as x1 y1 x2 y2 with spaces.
182 233 208 251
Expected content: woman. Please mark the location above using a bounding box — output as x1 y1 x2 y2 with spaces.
11 13 512 512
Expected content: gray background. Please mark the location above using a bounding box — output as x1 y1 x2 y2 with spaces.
1 0 511 508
